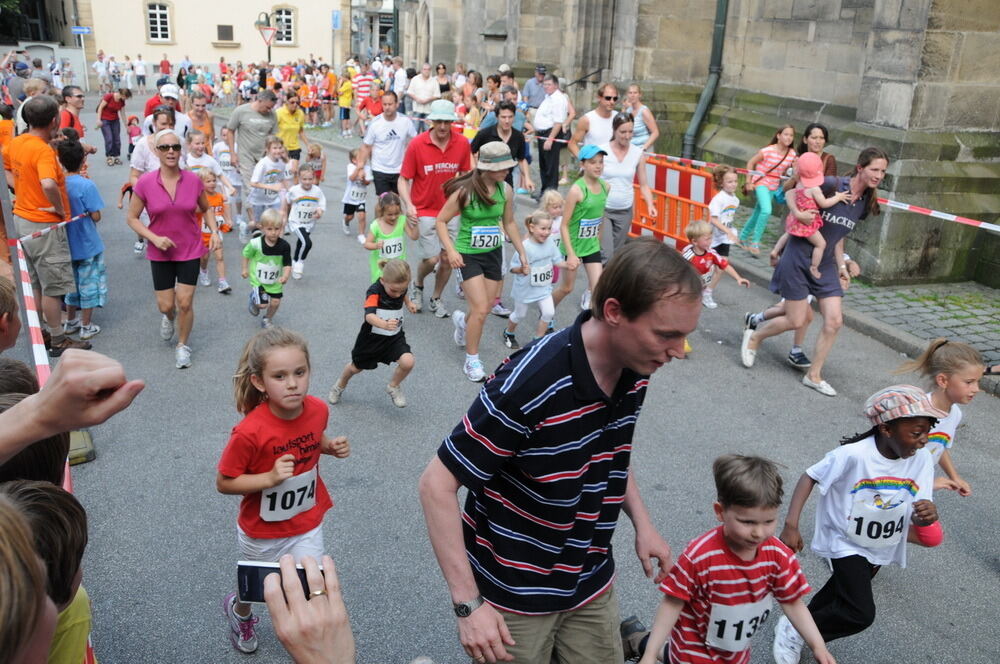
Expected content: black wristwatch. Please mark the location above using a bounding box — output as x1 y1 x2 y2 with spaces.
453 595 485 617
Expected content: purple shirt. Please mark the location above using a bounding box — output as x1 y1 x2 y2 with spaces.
134 169 206 262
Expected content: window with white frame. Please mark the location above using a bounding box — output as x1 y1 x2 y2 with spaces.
274 8 294 44
147 3 170 41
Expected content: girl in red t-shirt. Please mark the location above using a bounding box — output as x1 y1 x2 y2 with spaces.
95 88 132 166
216 328 350 654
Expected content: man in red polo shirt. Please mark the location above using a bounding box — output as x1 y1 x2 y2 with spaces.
399 99 470 318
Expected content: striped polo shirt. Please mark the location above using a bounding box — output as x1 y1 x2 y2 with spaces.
437 311 648 614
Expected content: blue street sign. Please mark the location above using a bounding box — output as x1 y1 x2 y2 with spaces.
332 10 341 30
71 26 92 34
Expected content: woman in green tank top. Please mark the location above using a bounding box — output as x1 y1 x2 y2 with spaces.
553 144 608 313
436 141 528 382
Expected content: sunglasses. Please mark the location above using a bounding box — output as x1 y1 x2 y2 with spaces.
70 94 85 98
603 95 619 101
156 143 182 153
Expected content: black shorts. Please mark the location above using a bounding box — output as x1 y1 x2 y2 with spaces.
288 149 301 160
256 285 283 301
339 107 351 120
343 203 366 216
351 332 410 370
372 170 399 195
150 258 200 291
460 249 503 281
713 243 731 257
581 251 602 265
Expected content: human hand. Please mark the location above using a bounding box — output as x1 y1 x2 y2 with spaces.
738 278 750 288
543 139 553 151
565 254 580 270
407 301 418 314
779 524 803 552
279 275 288 284
232 155 240 168
847 260 861 278
934 476 971 496
447 249 465 269
635 527 672 584
811 646 837 664
228 186 237 197
241 270 248 279
270 454 296 486
838 266 851 289
265 554 356 664
209 234 221 251
325 436 350 458
525 179 535 193
458 602 515 663
375 240 383 250
911 499 938 526
406 204 418 223
383 317 399 331
150 235 176 251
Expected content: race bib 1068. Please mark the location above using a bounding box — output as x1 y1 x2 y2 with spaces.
259 467 317 522
705 595 772 653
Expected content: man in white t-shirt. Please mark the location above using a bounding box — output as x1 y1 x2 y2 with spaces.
134 54 149 94
406 63 440 118
533 75 568 194
356 91 416 196
92 53 109 93
391 56 408 113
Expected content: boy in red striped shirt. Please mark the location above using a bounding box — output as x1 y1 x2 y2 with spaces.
623 455 835 664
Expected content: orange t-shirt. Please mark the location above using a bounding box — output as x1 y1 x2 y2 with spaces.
3 134 69 223
322 72 337 98
0 119 14 151
198 191 226 234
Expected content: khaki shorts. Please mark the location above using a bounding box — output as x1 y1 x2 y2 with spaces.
13 215 75 298
418 215 458 259
493 586 623 664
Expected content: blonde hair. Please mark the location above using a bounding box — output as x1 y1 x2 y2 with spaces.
348 148 360 163
0 494 47 664
233 328 311 414
258 208 282 229
196 169 217 184
264 135 284 152
539 189 564 213
894 338 984 384
685 220 712 241
524 209 552 231
307 144 322 159
378 258 411 285
185 129 205 144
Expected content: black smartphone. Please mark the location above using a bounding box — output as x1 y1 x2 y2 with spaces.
236 560 323 604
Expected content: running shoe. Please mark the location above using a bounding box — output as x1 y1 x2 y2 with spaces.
580 289 592 311
546 320 555 334
218 279 232 294
429 297 449 318
740 329 755 368
802 375 837 396
248 290 260 317
199 269 211 286
79 323 101 340
452 310 467 346
133 239 146 255
223 592 259 654
702 290 718 309
63 318 81 335
463 357 485 382
772 615 804 664
342 220 351 235
292 261 304 280
160 314 174 341
787 350 812 369
490 303 512 318
356 234 366 245
261 317 273 329
410 283 424 312
743 311 758 332
386 383 407 408
620 615 649 661
113 157 122 165
238 221 249 243
49 336 91 357
503 331 520 350
175 344 192 369
328 382 345 404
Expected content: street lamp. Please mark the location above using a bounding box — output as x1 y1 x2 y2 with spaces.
254 11 286 63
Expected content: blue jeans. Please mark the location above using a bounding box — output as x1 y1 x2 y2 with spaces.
100 118 121 158
739 184 773 246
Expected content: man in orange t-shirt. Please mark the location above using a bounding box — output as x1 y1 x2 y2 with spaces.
2 95 89 354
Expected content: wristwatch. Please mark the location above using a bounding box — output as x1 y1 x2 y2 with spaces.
453 595 485 617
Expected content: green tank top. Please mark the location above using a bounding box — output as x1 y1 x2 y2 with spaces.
454 183 507 255
368 217 408 282
564 177 608 258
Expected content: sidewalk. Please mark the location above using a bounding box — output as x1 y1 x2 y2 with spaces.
215 107 1000 396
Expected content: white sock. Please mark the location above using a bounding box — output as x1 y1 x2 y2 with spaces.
752 312 765 325
466 353 479 363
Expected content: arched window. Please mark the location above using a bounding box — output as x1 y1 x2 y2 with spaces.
274 8 294 45
146 3 171 41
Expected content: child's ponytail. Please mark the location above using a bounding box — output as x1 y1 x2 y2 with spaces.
839 426 878 446
376 192 402 219
894 337 983 383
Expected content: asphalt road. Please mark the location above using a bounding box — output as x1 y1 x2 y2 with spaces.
7 98 999 664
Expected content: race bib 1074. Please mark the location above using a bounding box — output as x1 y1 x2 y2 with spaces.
259 467 317 522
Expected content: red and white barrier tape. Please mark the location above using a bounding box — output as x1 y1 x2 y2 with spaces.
12 240 52 386
7 213 88 246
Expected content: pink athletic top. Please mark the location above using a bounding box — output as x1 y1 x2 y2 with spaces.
134 169 206 262
753 144 796 191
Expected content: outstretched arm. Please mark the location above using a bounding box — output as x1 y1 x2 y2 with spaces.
779 473 817 552
623 469 672 583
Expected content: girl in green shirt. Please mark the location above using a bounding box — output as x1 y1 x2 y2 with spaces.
363 193 418 283
553 144 609 313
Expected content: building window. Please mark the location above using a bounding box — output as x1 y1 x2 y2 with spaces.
217 24 234 41
274 8 294 44
147 3 170 41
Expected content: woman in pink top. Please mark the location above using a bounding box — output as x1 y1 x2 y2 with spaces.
127 129 217 369
739 124 796 253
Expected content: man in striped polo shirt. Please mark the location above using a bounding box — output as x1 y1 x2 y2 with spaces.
420 238 703 663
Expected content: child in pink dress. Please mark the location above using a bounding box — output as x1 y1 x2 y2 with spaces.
785 152 852 280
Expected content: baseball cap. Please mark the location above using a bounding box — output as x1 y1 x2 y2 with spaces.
426 99 458 122
796 152 825 188
476 142 517 172
535 64 546 74
14 62 29 71
498 63 511 73
863 385 948 426
578 144 608 161
159 83 180 99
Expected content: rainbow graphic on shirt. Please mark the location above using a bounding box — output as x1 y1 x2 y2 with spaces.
927 431 952 449
293 195 321 205
850 476 919 497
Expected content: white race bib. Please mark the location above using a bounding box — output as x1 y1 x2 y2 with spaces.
348 186 366 203
529 262 553 287
372 307 403 336
847 500 906 549
705 595 772 653
380 237 404 259
255 263 280 285
577 217 600 239
470 225 501 250
259 467 317 522
293 202 317 223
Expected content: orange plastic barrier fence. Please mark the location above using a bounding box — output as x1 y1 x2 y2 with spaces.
630 157 716 248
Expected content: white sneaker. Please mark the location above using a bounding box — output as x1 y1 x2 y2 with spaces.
490 303 512 318
199 269 211 286
452 310 467 346
79 323 101 340
463 357 486 382
356 233 366 245
218 279 232 294
133 239 145 254
386 383 407 408
580 289 592 311
328 382 345 404
772 615 805 664
702 290 718 309
175 344 192 369
429 297 449 318
160 314 174 341
292 261 304 279
342 221 351 235
740 329 756 368
410 283 423 312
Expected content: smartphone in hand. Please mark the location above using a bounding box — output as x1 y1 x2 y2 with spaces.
237 560 324 604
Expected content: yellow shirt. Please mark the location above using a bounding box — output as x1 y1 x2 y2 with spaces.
48 585 92 664
275 106 306 151
337 80 353 108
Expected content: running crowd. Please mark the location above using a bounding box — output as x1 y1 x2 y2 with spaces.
0 49 996 664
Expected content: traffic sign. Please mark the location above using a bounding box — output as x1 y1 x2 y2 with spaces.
71 26 92 34
332 10 342 30
258 25 278 46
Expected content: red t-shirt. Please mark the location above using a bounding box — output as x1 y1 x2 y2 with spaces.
160 59 171 75
682 245 728 286
399 131 472 217
100 94 125 122
144 94 165 118
358 96 383 117
59 109 85 138
217 396 334 539
659 527 810 664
